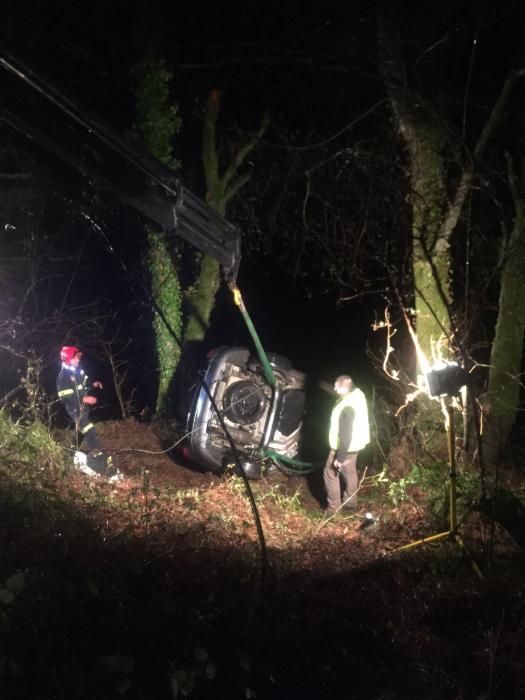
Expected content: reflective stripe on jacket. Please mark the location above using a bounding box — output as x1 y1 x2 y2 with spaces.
56 365 90 416
328 388 370 453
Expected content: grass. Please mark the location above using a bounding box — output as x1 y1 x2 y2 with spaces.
1 413 525 699
255 482 304 511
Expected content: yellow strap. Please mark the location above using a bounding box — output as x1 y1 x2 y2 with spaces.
58 389 74 397
80 423 94 434
227 280 242 306
233 287 242 307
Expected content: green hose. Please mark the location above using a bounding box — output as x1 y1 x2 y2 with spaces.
264 448 319 474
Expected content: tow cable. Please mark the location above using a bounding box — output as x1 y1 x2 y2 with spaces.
228 281 318 475
228 281 276 387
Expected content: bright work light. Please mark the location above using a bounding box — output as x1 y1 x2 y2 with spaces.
425 362 467 398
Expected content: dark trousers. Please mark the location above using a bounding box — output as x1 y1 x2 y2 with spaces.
323 449 358 511
68 408 101 452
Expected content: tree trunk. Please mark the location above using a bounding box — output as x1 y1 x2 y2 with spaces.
485 158 525 461
183 254 221 344
133 56 182 417
183 89 269 345
377 3 525 471
148 231 183 416
410 139 451 363
377 6 451 447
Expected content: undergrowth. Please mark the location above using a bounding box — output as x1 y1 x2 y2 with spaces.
0 408 66 474
1 414 525 699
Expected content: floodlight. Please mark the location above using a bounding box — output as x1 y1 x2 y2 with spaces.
393 362 471 555
425 362 467 398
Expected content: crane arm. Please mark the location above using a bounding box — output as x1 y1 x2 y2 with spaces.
0 54 241 279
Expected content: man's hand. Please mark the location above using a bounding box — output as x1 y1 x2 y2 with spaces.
333 459 343 472
92 381 103 390
83 395 97 406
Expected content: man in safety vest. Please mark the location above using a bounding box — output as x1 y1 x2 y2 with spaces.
57 345 103 455
323 374 370 515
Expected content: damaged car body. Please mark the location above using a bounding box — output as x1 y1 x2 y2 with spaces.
187 347 306 478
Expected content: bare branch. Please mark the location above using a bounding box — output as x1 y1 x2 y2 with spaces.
440 68 525 242
222 109 270 192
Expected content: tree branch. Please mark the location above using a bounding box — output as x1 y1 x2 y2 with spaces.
440 67 525 242
222 109 270 192
202 89 221 192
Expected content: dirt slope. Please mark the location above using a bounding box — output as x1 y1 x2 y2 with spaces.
1 419 524 699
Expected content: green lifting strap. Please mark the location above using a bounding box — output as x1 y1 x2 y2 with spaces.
228 282 318 474
228 281 276 387
264 448 318 474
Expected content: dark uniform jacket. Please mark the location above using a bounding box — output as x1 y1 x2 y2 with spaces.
56 365 90 420
57 363 100 452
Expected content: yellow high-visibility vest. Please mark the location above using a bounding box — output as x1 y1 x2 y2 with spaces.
328 388 370 453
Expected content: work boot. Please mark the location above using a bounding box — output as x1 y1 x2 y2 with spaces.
342 500 358 511
77 463 99 477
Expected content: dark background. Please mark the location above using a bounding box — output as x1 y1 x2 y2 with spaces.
2 5 525 700
1 0 524 418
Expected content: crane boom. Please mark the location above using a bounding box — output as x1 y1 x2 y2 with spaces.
0 54 241 278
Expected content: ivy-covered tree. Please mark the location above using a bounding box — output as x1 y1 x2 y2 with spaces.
485 154 525 459
133 57 183 416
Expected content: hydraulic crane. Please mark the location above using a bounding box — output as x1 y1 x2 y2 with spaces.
0 53 310 479
0 54 241 278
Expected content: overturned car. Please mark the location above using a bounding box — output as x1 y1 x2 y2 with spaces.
186 347 306 478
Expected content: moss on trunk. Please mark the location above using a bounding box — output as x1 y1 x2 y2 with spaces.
485 207 525 458
183 91 268 345
183 255 221 344
408 126 452 443
410 132 450 361
182 92 227 345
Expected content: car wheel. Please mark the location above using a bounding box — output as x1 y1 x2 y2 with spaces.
223 380 267 425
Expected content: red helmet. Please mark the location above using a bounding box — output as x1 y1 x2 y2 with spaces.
60 346 81 364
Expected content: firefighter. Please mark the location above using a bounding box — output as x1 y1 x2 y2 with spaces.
323 374 370 515
57 345 103 455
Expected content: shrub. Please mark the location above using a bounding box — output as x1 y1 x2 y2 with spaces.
0 409 65 474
